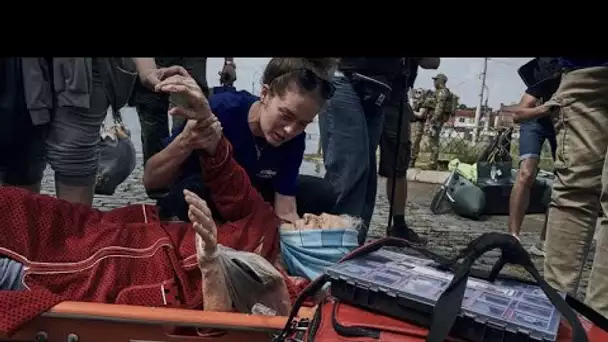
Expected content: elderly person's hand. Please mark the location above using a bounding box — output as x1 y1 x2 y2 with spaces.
184 189 218 266
141 65 190 89
178 117 223 155
156 74 212 121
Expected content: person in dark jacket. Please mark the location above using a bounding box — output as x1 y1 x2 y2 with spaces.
0 58 48 193
16 58 184 206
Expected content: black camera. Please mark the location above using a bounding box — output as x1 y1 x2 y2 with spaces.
349 72 392 108
518 57 561 88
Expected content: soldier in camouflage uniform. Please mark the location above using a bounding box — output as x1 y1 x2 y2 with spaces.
409 88 434 167
426 73 452 170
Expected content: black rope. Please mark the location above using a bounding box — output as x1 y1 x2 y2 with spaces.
387 58 412 229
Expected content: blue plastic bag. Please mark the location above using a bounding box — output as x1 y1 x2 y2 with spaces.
280 228 359 280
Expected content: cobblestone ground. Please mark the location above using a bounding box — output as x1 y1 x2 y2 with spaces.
39 155 594 299
39 154 155 209
369 178 595 300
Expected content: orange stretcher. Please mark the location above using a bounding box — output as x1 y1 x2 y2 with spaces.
1 302 315 342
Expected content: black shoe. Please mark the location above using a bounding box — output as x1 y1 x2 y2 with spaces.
387 224 428 245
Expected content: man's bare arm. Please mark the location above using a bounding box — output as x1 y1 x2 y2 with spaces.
502 93 552 123
132 58 157 79
519 93 540 108
418 58 440 70
143 134 192 191
133 58 190 89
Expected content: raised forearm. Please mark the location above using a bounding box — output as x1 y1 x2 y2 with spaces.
132 58 157 79
200 259 233 312
143 135 192 191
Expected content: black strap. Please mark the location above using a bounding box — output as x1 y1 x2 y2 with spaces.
387 58 412 229
426 233 588 342
274 237 451 341
276 233 595 342
97 57 126 126
566 294 608 332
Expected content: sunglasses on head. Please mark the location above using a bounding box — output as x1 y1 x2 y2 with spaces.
272 68 335 100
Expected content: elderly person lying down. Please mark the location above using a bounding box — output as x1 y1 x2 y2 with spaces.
0 72 357 336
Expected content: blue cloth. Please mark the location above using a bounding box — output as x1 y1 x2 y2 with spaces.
164 90 306 197
280 228 359 280
0 257 24 291
318 74 385 245
212 85 237 95
519 119 557 161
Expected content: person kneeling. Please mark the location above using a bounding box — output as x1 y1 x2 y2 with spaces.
0 73 301 335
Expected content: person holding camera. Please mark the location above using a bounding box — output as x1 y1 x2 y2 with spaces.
505 58 560 257
506 58 608 317
319 58 438 245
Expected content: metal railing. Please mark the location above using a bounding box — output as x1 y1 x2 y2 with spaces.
410 124 554 171
305 122 555 172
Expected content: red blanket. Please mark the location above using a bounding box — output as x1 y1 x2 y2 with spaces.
0 137 305 335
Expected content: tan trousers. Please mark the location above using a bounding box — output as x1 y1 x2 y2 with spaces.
543 66 608 317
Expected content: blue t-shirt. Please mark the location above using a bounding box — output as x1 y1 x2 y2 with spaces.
212 85 237 95
164 90 306 197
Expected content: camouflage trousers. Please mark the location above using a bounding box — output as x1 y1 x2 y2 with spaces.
409 119 426 167
543 66 608 318
428 121 444 168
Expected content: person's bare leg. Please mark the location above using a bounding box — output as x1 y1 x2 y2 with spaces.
386 176 407 217
508 158 538 239
55 183 95 206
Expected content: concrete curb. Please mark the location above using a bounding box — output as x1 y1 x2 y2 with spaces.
406 169 450 185
302 153 451 185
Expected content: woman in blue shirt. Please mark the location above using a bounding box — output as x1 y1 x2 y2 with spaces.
144 58 338 223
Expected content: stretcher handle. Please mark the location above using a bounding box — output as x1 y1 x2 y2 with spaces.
42 301 314 331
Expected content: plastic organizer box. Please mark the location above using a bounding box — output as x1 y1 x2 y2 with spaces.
326 248 563 342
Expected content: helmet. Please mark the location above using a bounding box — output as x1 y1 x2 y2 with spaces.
432 73 448 83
